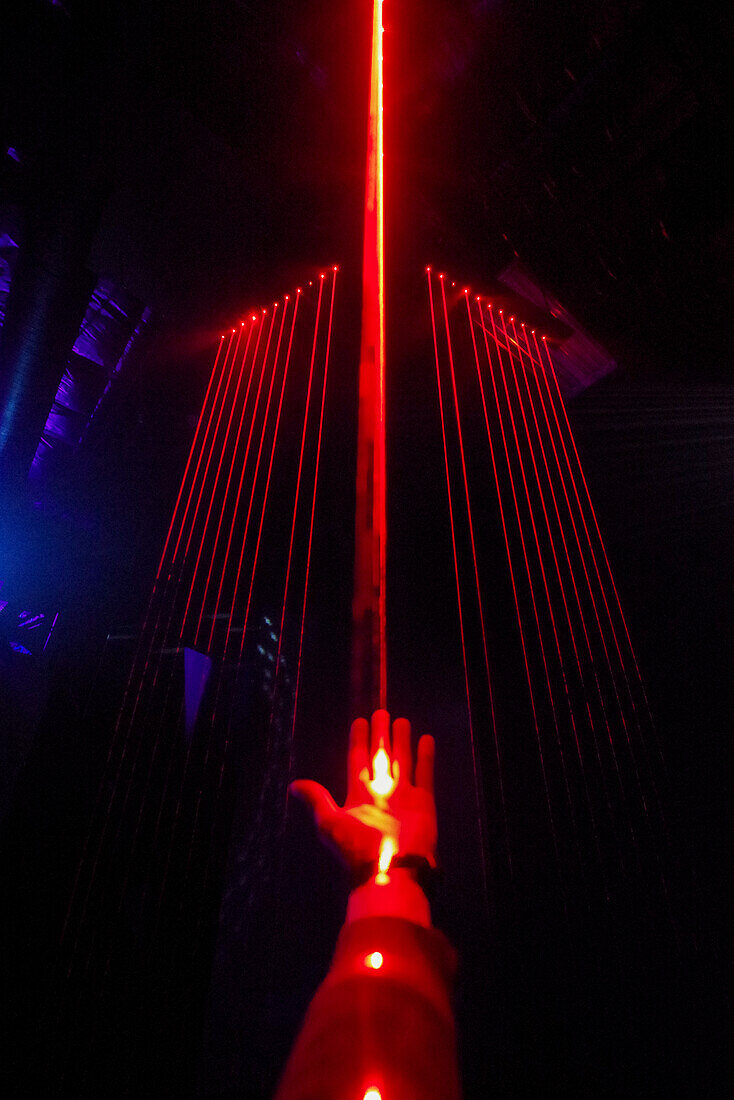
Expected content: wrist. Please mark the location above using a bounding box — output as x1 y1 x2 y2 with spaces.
346 867 432 928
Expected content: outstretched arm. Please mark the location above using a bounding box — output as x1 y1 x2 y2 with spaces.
275 710 460 1100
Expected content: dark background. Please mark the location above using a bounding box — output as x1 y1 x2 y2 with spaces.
0 1 731 1095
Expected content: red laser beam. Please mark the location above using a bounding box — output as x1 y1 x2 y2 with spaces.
509 318 631 871
190 271 336 940
287 267 337 746
354 0 387 711
494 308 603 859
203 303 277 653
179 311 276 638
518 325 650 813
155 335 226 584
464 289 559 863
178 295 298 897
235 275 325 662
532 331 665 812
170 329 237 568
537 335 658 739
60 335 227 945
510 321 620 762
192 313 261 646
439 281 511 873
427 271 490 903
61 329 243 956
473 295 569 855
181 313 269 638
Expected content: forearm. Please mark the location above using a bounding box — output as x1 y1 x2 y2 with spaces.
274 908 459 1100
346 867 432 928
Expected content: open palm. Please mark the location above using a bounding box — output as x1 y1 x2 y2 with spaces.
290 709 437 871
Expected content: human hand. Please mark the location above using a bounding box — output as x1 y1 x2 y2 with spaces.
290 709 437 879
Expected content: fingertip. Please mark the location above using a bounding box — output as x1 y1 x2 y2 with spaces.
415 734 435 793
349 716 369 748
371 709 391 755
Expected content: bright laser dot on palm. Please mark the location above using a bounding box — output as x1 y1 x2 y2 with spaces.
367 746 397 798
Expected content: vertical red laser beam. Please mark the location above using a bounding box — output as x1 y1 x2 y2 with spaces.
427 272 490 903
475 296 571 848
193 303 287 646
353 0 387 712
439 279 511 871
182 311 272 638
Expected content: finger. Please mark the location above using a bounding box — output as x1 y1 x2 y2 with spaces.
289 780 338 825
371 708 390 758
415 734 435 795
392 717 412 785
347 717 370 802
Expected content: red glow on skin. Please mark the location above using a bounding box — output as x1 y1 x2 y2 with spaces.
363 745 398 800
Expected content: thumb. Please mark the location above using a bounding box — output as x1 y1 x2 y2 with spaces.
289 780 338 824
